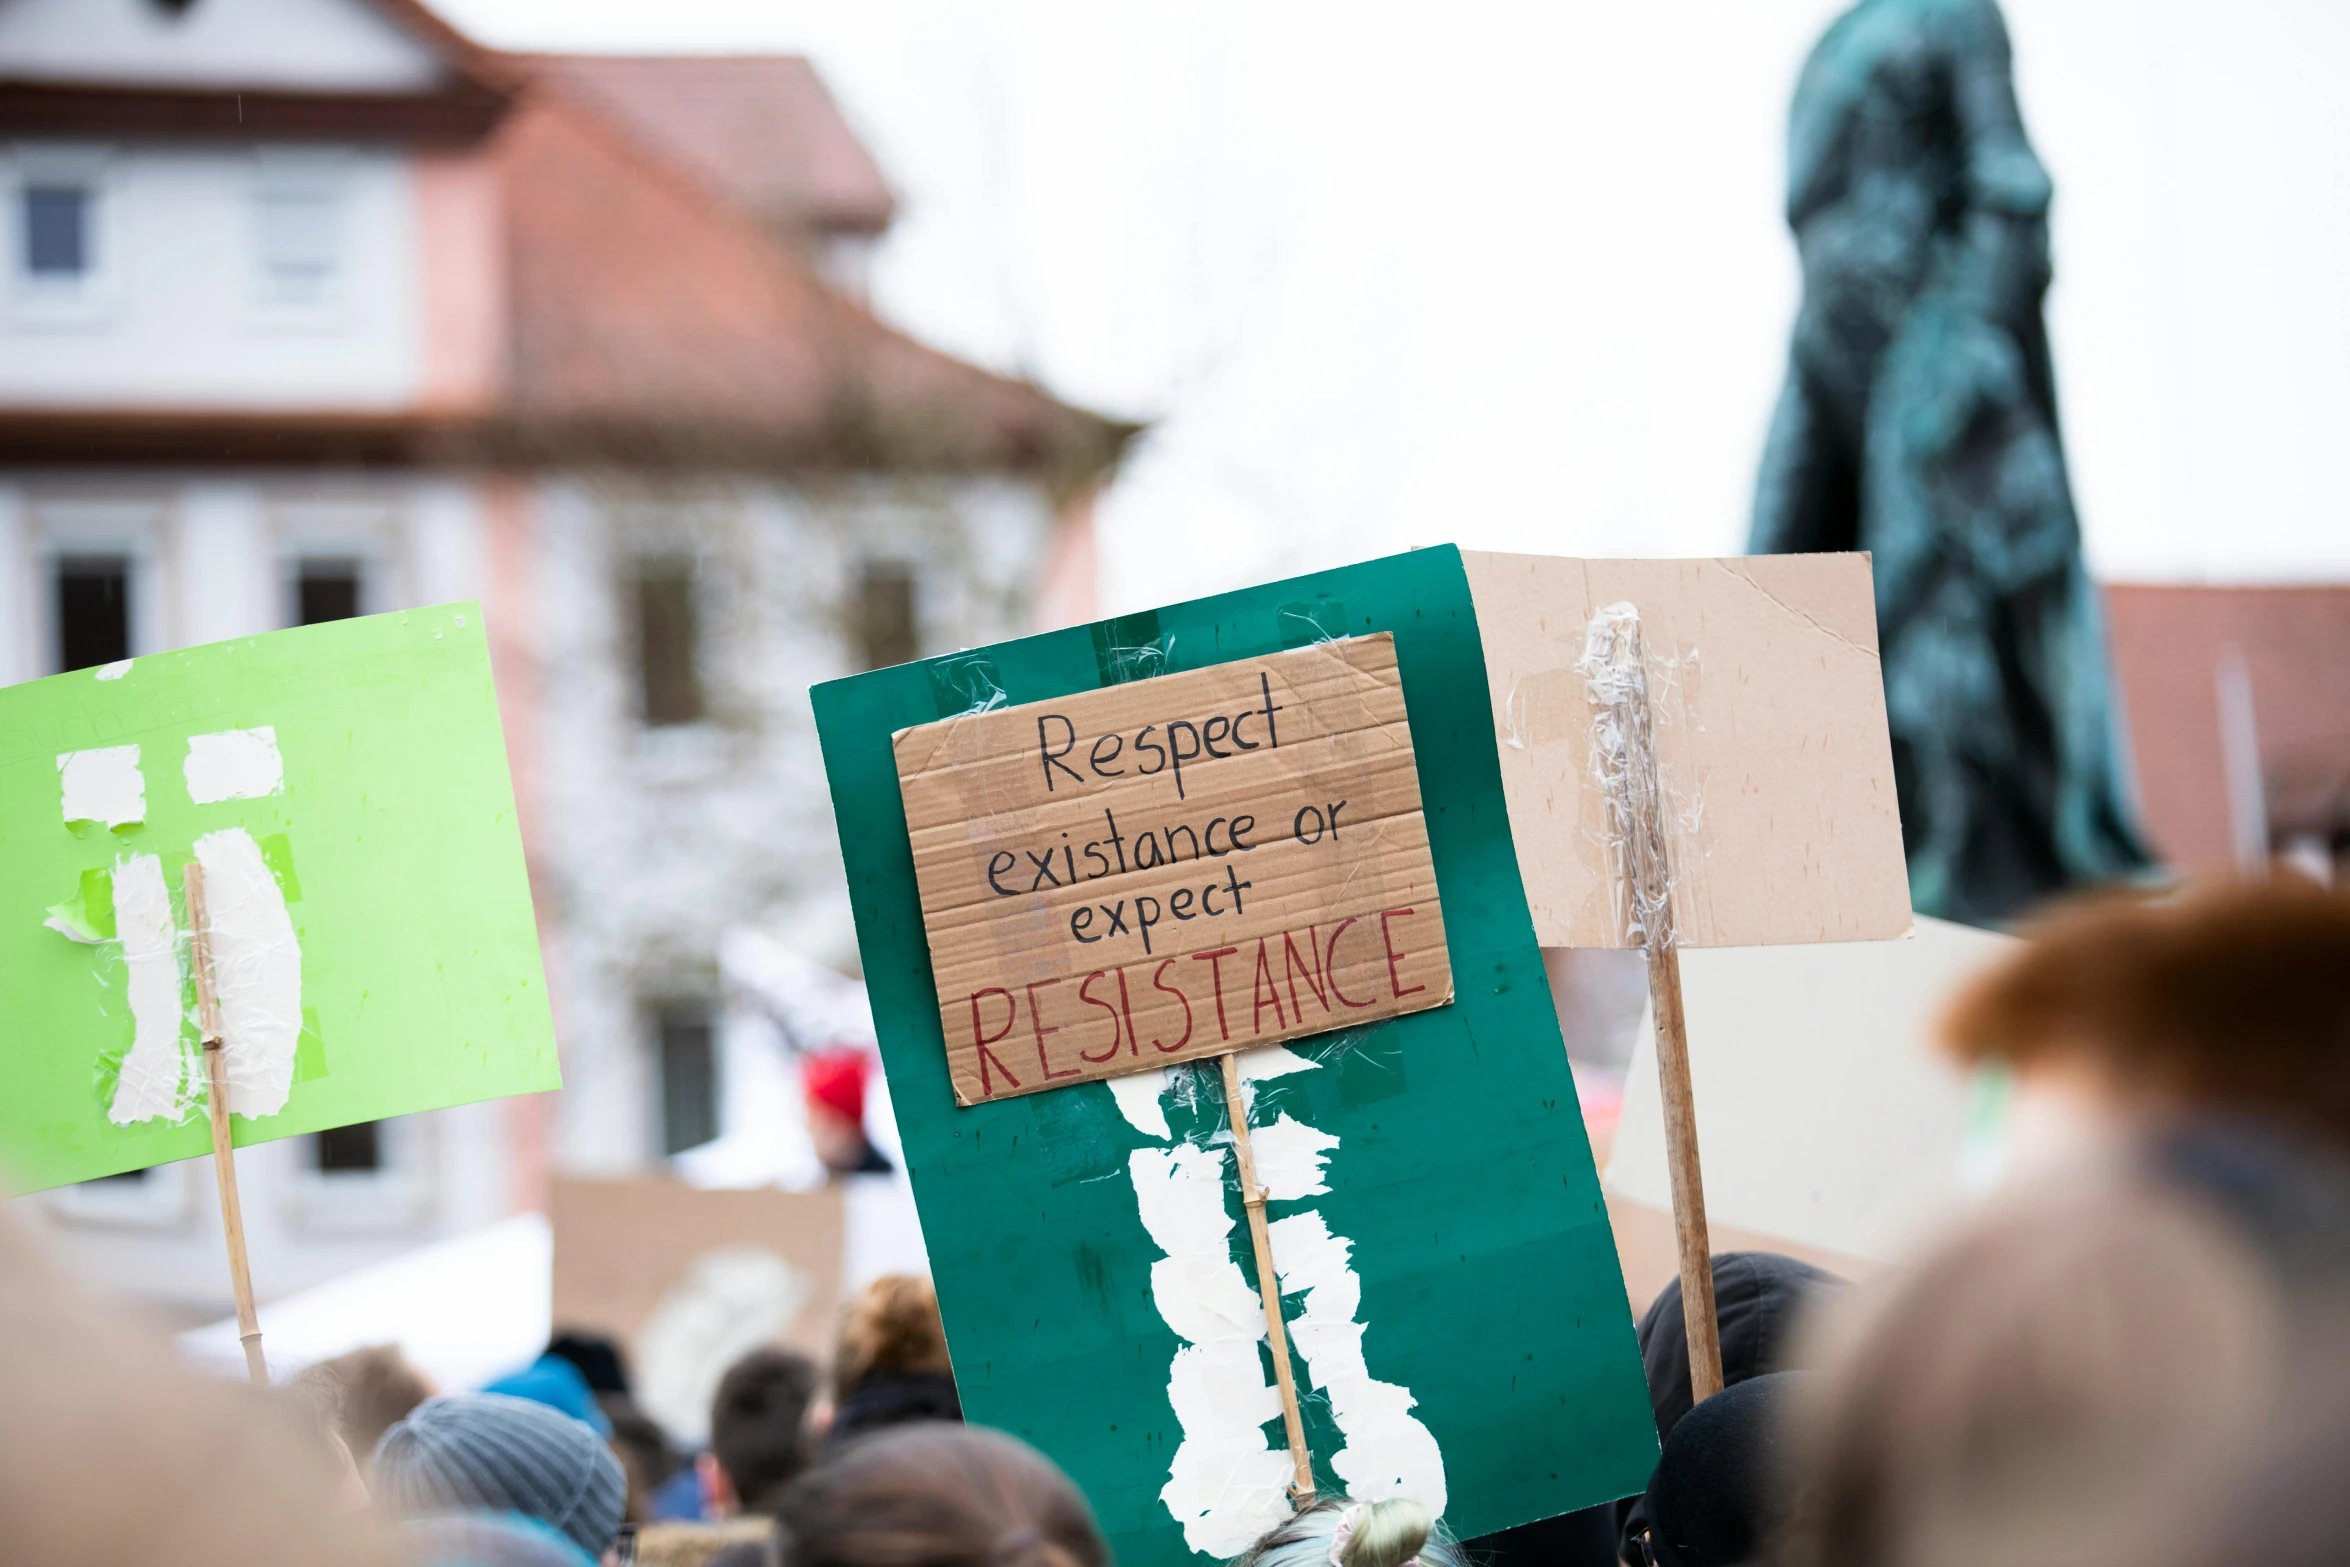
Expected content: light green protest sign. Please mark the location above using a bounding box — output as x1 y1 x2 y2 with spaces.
814 549 1656 1567
0 604 558 1194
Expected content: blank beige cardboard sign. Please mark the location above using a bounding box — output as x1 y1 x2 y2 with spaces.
1605 915 2016 1262
894 632 1454 1106
549 1178 843 1440
1459 552 1912 949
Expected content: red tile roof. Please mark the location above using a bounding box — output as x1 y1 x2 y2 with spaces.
491 82 1129 479
524 54 895 237
2107 585 2350 869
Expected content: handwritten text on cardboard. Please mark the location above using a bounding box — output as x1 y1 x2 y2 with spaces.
893 634 1454 1105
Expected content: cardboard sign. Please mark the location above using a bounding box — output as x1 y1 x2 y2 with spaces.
1605 915 2015 1262
550 1178 843 1445
0 605 557 1193
815 547 1656 1567
1459 552 1911 948
894 633 1453 1105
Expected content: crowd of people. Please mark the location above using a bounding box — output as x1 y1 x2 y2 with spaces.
5 876 2347 1567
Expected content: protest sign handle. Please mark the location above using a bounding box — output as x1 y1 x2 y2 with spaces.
183 862 269 1389
1645 942 1722 1401
1220 1051 1316 1506
1584 603 1724 1404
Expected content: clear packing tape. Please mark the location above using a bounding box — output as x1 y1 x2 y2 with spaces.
1577 602 1688 952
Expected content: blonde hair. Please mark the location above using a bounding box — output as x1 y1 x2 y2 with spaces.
1231 1497 1459 1567
834 1274 952 1400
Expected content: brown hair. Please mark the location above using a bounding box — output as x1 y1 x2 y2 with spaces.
776 1424 1106 1567
711 1347 820 1515
835 1275 954 1401
299 1343 434 1462
1939 879 2350 1139
1777 1176 2282 1567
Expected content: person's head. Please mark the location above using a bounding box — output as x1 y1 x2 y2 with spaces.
280 1369 373 1515
699 1348 819 1518
1777 1173 2284 1567
372 1393 628 1559
804 1050 874 1173
1941 879 2350 1149
1635 1252 1842 1443
0 1210 382 1567
303 1343 435 1462
834 1276 952 1403
777 1424 1105 1567
604 1398 680 1525
1230 1497 1464 1567
486 1355 612 1437
398 1513 600 1567
1635 1373 1800 1567
544 1333 632 1400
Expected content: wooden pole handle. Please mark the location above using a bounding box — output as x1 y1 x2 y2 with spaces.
184 862 269 1389
1588 608 1724 1404
1221 1051 1315 1506
1646 942 1721 1401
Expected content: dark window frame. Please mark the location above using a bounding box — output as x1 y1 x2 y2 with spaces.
23 182 92 278
293 558 363 627
857 558 919 671
653 1002 719 1157
54 554 131 674
632 558 707 727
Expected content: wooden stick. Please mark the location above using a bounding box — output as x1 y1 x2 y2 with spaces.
184 862 269 1389
1645 941 1722 1401
1220 1051 1315 1506
1587 608 1724 1404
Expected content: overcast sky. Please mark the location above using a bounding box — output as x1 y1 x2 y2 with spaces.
444 0 2350 613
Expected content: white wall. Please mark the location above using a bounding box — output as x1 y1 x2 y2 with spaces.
0 0 447 92
534 471 1055 1173
0 143 425 410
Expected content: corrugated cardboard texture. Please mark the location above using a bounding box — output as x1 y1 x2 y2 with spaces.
1459 551 1913 948
893 633 1453 1105
548 1177 844 1362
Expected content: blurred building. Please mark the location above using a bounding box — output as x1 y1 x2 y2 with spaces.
2108 585 2350 884
0 0 1127 1317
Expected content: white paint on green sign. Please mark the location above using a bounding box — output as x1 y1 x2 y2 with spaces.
192 826 302 1117
1116 1045 1446 1556
1128 1137 1292 1556
58 745 145 828
1270 1208 1448 1511
112 853 194 1126
185 726 285 804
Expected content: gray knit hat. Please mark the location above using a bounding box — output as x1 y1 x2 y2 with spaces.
371 1392 625 1556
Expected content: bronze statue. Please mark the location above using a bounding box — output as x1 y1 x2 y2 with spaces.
1751 0 2146 924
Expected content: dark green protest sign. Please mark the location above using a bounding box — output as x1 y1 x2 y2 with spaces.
813 547 1654 1567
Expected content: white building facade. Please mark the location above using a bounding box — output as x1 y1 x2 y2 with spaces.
1 0 1122 1318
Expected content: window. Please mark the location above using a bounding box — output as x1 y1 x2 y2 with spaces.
314 1121 382 1173
858 560 918 670
55 556 129 673
634 561 705 725
254 176 343 308
298 553 377 1167
655 1004 719 1156
23 184 90 278
297 559 362 625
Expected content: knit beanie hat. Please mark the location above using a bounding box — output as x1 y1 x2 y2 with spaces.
372 1393 625 1557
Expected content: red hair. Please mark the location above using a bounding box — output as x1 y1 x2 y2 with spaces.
1940 878 2350 1139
